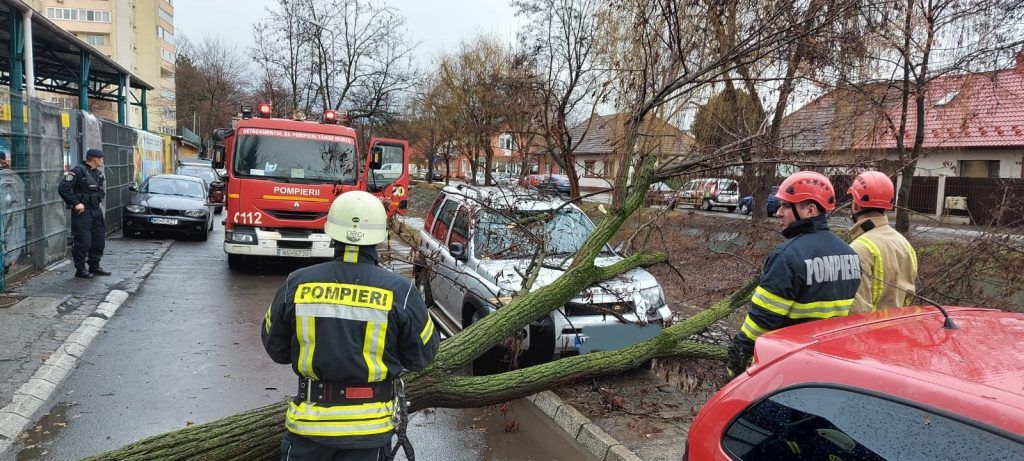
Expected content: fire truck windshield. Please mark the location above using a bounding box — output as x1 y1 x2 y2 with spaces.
232 134 357 184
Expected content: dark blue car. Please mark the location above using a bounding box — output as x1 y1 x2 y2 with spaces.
738 186 780 215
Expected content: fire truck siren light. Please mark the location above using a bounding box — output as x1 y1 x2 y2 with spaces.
257 103 272 118
323 110 337 124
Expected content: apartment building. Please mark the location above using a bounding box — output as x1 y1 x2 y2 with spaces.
31 0 176 134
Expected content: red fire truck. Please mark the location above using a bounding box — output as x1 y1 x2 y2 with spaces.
210 104 409 270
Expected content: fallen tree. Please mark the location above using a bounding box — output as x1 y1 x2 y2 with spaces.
83 0 859 457
85 134 757 460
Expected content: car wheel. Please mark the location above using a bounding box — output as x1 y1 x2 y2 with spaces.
214 206 223 215
196 231 208 242
701 199 712 211
739 203 749 215
470 307 510 376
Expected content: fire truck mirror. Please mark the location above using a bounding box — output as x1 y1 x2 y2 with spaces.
212 128 234 142
370 145 384 170
212 144 226 170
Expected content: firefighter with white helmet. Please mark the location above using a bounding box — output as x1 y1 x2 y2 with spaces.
263 190 438 460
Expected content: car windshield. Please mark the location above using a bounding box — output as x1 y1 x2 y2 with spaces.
144 177 205 198
177 167 217 184
474 207 595 259
233 129 357 184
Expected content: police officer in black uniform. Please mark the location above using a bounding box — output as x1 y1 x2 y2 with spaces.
263 190 439 460
58 148 111 279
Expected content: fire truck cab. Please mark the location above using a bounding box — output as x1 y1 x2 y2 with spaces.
211 104 409 269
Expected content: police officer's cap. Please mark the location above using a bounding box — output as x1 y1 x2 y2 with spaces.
86 148 104 159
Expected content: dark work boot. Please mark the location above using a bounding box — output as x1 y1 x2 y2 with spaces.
89 266 112 276
74 269 94 279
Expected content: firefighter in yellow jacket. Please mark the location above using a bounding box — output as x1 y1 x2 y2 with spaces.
847 171 918 312
263 190 439 460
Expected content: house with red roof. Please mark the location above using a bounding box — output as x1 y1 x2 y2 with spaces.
779 55 1024 178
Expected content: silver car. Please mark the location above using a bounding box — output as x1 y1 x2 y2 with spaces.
414 185 669 374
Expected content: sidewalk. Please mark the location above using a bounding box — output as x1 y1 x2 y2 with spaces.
0 234 171 450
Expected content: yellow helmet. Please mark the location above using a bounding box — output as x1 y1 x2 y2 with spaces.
324 191 388 245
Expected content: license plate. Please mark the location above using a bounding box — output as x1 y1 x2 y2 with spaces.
278 248 311 257
151 217 178 225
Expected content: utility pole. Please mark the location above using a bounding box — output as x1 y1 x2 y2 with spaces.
192 111 197 132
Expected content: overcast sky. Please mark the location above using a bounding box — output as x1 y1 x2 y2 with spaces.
173 0 524 65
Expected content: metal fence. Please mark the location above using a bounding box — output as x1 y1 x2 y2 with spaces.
945 177 1024 227
98 119 138 231
907 176 939 215
0 99 70 285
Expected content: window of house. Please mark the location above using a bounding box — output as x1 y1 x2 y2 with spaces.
723 386 1022 460
160 48 175 63
86 34 106 46
157 26 174 44
959 160 1000 178
605 160 616 178
158 8 174 24
498 134 515 151
584 160 597 178
49 8 110 23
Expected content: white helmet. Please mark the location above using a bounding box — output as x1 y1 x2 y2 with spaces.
324 191 388 245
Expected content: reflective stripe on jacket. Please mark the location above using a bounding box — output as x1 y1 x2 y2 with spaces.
736 215 861 350
262 245 439 449
849 215 918 313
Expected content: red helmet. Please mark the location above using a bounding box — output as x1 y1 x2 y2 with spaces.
776 171 836 211
847 170 894 210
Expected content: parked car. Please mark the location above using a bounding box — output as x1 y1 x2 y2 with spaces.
519 174 546 189
646 182 677 208
737 186 780 216
175 165 225 214
677 178 740 212
415 185 670 375
373 163 404 182
685 307 1024 460
122 174 215 241
422 169 445 181
536 174 571 195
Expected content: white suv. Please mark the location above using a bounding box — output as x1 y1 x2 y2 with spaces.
414 185 669 374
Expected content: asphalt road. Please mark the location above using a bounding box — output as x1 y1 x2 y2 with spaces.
7 220 591 461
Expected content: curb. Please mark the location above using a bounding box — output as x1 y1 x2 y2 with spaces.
527 391 642 461
0 240 172 456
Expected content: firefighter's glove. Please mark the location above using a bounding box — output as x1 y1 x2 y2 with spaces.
726 340 754 379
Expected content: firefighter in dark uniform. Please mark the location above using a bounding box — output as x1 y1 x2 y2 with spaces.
58 148 111 279
263 190 439 461
726 171 860 377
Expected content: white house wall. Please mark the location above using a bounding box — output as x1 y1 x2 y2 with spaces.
574 158 614 189
905 148 1024 178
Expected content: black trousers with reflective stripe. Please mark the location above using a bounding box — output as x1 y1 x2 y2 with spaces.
281 433 390 461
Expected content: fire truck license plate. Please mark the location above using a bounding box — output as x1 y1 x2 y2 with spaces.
278 249 311 257
151 218 178 225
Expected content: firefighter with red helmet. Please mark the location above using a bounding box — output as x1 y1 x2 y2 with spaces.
847 171 918 313
263 190 439 460
726 171 861 377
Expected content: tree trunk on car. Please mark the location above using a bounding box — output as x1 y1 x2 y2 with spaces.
86 149 745 461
